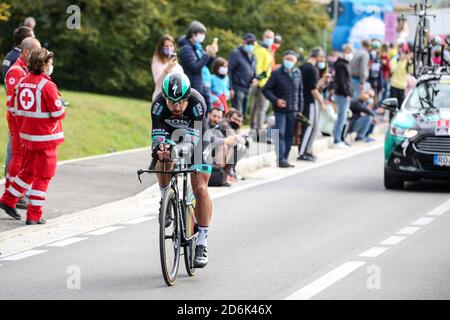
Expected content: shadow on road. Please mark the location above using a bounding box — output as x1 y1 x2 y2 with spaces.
404 180 450 193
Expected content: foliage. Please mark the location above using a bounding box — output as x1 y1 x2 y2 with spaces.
0 0 329 99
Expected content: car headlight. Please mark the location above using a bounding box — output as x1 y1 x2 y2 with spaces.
389 126 418 138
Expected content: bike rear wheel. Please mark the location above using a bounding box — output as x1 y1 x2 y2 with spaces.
159 188 181 286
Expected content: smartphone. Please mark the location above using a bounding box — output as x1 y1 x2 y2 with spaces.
170 52 177 59
213 37 218 46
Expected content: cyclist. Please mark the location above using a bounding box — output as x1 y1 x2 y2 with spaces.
151 72 213 268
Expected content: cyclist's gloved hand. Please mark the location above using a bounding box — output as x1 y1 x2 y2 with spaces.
152 143 174 161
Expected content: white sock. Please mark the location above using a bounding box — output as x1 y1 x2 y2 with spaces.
160 185 170 199
197 226 209 247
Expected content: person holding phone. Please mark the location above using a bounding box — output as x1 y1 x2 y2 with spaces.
151 34 184 101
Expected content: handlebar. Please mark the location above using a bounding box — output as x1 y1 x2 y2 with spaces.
137 168 199 183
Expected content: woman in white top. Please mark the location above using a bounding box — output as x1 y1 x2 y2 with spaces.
151 34 184 101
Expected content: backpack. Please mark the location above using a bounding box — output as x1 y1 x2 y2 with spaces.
208 165 228 187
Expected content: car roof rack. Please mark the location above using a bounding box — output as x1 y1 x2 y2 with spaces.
417 66 450 83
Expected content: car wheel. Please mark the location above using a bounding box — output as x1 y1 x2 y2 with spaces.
384 170 404 190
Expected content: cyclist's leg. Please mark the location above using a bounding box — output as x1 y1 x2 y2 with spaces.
190 171 212 226
190 167 212 267
156 160 174 198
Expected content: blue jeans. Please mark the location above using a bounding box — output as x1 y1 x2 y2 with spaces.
275 111 296 162
333 95 350 144
232 90 248 117
352 78 361 99
350 116 372 140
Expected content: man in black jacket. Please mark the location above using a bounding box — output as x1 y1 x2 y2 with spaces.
332 44 353 148
228 33 257 117
263 51 303 168
179 21 218 110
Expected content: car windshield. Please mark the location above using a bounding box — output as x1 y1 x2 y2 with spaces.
407 79 450 111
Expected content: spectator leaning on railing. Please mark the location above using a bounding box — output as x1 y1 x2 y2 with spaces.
263 50 303 168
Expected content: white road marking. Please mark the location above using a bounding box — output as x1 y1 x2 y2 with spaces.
358 247 390 258
47 237 88 247
1 250 47 261
412 217 435 226
380 236 407 246
397 226 421 235
286 261 366 300
123 217 154 224
85 226 124 236
426 199 450 216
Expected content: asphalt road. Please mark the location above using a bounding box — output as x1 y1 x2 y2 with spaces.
1 148 449 299
0 150 155 232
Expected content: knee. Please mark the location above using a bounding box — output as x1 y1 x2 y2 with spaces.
192 182 209 199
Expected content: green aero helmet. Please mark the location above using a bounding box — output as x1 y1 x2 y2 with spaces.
162 72 191 102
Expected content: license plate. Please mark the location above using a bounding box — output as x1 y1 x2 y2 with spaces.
434 154 450 167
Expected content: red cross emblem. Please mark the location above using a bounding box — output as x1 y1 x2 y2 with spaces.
19 88 35 110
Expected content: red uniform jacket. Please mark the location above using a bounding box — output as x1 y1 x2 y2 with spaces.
5 57 27 112
14 73 65 150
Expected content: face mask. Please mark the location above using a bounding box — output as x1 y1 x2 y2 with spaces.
283 60 295 70
244 44 254 53
194 33 206 44
344 53 354 62
317 62 326 70
45 65 54 76
218 66 228 75
263 38 274 47
163 47 174 57
230 121 240 130
368 98 374 105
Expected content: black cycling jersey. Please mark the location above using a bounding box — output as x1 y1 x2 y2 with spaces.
151 88 212 169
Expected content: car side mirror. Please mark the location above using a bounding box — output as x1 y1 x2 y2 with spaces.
382 98 399 113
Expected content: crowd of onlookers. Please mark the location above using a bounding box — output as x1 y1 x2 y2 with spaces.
150 21 450 185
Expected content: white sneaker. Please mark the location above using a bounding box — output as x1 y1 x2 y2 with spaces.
332 142 350 149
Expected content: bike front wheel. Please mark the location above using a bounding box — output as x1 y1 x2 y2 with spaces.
184 184 198 276
159 188 181 286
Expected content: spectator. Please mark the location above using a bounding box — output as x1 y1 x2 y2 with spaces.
350 39 370 99
24 17 36 30
2 27 34 81
3 37 41 208
348 91 376 143
0 48 65 225
332 44 353 149
2 26 35 192
219 109 246 182
319 99 338 137
298 47 326 162
380 44 391 101
263 50 303 168
271 34 282 70
251 29 275 133
210 57 230 113
151 34 183 101
228 33 257 117
432 49 442 66
390 49 413 114
207 108 240 184
368 39 382 97
179 21 218 110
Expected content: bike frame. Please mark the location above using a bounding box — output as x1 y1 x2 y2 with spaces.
137 163 199 247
